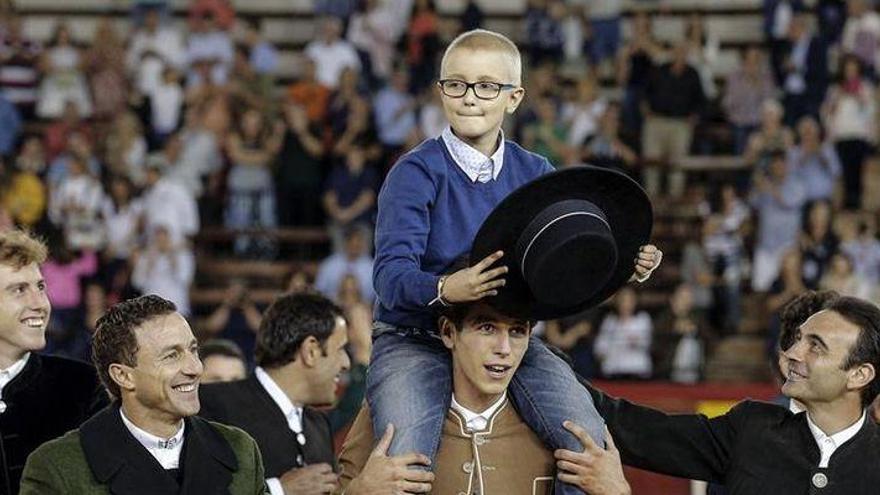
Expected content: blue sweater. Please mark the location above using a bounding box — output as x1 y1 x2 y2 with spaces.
373 136 555 331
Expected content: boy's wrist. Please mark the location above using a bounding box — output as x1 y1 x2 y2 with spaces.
428 275 451 307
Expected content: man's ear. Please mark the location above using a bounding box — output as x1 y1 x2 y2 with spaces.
299 335 321 368
506 87 526 114
109 363 135 394
848 363 876 394
439 317 456 351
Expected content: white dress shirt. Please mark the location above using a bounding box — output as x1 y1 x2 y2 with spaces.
119 408 185 470
450 392 507 432
805 410 866 468
441 126 505 183
255 367 306 495
0 353 30 413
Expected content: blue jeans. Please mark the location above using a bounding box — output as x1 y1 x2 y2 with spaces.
367 322 605 495
225 187 277 256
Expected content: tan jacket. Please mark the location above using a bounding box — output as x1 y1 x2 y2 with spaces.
339 399 555 494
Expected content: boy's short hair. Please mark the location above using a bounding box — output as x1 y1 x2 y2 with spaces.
441 29 522 86
0 230 48 269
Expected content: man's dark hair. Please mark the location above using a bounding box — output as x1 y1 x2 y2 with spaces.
92 295 177 400
779 290 840 352
255 292 344 369
831 297 880 407
200 338 245 362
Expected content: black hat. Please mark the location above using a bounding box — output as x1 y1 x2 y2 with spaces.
471 166 653 320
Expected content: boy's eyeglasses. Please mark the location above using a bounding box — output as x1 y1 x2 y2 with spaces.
437 79 518 100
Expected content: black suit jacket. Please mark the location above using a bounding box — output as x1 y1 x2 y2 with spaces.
0 353 107 494
587 383 880 494
199 375 335 478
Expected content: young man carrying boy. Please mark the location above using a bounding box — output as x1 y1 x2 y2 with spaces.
340 300 630 495
371 28 661 495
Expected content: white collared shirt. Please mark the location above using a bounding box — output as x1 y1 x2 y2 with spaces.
0 353 30 402
450 392 507 432
441 126 505 183
805 410 866 468
255 367 305 495
119 408 185 470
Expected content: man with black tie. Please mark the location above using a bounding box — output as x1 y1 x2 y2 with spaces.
19 295 267 494
0 230 107 494
567 295 880 494
200 292 349 495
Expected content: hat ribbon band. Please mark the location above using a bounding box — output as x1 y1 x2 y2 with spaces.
519 211 611 276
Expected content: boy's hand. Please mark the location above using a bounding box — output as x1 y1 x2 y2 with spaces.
630 244 662 283
442 251 508 303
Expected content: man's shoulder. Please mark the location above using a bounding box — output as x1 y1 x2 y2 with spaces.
202 418 260 453
26 428 88 470
725 399 795 427
200 377 256 405
37 354 101 388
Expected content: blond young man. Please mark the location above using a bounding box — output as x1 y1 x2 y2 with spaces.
0 229 107 494
370 29 661 495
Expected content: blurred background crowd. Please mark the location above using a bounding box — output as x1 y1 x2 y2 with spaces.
1 0 880 395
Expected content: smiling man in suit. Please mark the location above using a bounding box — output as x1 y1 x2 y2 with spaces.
0 229 107 495
199 292 349 495
19 295 267 494
574 295 880 494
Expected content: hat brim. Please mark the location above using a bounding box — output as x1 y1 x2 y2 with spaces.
471 166 653 320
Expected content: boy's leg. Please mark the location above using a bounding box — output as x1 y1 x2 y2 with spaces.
509 337 605 495
366 323 451 462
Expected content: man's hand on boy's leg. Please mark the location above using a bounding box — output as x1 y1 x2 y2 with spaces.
629 244 662 283
441 250 508 303
347 424 434 495
555 423 631 495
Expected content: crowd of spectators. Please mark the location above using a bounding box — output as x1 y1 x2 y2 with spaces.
1 0 880 386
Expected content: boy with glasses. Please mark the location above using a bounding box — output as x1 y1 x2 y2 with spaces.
370 29 661 495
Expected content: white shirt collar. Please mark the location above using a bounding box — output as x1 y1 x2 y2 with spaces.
119 408 185 470
805 409 866 468
450 392 507 432
441 126 505 183
255 367 305 439
0 353 30 400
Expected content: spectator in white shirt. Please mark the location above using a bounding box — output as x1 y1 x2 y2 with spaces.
127 7 186 94
150 66 184 146
48 155 105 251
185 11 234 88
102 175 144 264
305 17 361 89
132 225 195 317
841 0 880 77
140 159 199 246
594 286 654 379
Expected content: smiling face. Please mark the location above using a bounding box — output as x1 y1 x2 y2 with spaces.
441 303 531 411
305 316 351 405
439 45 524 153
0 262 50 366
115 313 203 431
781 310 867 407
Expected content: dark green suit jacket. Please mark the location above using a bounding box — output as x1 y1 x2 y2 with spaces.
19 405 268 495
